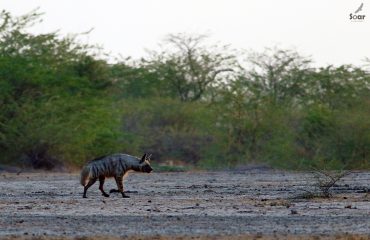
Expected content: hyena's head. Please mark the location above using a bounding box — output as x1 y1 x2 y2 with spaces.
139 153 153 173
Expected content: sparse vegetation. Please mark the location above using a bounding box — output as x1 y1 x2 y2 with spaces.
294 170 352 199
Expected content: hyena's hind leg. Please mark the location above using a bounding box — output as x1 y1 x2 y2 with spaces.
83 178 97 198
113 176 130 198
99 176 109 197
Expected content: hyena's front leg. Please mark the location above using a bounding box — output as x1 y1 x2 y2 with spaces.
114 176 130 198
98 176 109 197
83 178 97 198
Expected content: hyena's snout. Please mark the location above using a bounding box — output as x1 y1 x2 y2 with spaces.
144 165 153 173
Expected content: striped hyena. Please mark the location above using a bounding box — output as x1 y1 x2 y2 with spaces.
80 153 152 198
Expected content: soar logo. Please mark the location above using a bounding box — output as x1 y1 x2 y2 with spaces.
350 3 366 21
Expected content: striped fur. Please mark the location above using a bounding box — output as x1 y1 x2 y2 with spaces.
80 153 152 198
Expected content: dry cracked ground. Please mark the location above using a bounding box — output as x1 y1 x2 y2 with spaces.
0 170 369 240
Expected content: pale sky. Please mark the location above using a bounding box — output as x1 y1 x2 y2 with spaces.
1 0 370 66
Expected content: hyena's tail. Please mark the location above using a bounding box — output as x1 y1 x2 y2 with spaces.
80 165 91 186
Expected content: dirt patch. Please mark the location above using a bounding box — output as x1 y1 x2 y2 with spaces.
0 171 369 239
1 234 370 240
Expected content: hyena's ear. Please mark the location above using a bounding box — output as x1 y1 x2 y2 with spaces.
147 154 152 162
140 153 147 163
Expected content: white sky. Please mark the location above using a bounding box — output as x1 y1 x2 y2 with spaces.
1 0 370 66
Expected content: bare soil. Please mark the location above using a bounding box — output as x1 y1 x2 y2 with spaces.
0 170 369 239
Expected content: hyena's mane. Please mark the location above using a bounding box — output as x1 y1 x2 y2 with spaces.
88 155 107 163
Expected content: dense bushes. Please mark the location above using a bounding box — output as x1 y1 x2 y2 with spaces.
0 10 121 168
118 98 216 165
0 10 369 170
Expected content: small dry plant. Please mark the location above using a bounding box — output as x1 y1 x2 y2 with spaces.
295 169 352 199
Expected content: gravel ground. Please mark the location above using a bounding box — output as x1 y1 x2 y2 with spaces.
0 170 369 239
